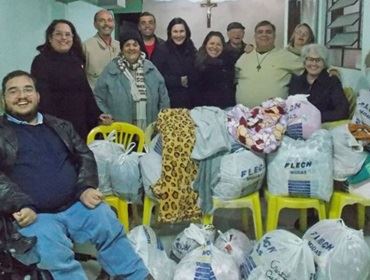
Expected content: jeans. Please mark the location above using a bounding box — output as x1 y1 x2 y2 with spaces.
15 202 148 280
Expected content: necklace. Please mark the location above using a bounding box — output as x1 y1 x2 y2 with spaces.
256 51 271 71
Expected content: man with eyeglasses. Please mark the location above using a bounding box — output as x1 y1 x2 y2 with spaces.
235 20 303 108
0 70 152 280
83 9 120 89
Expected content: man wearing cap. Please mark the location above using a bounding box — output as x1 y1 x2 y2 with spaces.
235 20 303 108
83 9 120 89
226 22 247 62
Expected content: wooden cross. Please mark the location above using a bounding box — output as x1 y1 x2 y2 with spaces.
200 0 218 28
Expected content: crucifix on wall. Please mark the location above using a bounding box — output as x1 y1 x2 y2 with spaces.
200 0 217 28
192 0 236 28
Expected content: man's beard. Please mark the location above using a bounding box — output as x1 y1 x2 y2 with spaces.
4 104 38 123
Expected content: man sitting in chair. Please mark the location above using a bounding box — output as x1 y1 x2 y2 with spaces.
0 70 151 280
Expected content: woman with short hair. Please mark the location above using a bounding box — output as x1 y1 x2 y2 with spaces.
288 44 349 122
287 23 315 56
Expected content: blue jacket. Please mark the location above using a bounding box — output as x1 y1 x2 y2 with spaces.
94 58 170 124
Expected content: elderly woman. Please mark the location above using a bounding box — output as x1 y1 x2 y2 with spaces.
94 31 170 130
289 44 349 122
31 19 111 139
194 31 235 108
286 23 315 56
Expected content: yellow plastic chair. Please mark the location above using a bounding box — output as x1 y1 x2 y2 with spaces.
202 192 264 240
328 191 370 229
265 190 327 232
142 195 158 226
87 122 145 232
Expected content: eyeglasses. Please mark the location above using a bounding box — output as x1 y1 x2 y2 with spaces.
305 57 323 63
5 86 36 98
52 32 74 39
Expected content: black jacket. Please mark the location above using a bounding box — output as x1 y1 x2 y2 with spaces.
147 35 165 69
194 51 236 108
31 50 101 140
0 115 98 214
155 39 198 109
288 70 349 122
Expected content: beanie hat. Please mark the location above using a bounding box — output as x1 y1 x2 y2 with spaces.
119 30 143 48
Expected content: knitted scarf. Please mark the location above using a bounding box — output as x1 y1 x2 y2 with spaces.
116 52 147 129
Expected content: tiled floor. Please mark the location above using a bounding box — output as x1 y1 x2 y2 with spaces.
79 200 370 279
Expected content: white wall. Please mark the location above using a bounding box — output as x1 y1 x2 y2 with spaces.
65 1 101 41
0 0 102 81
142 0 286 48
0 0 65 80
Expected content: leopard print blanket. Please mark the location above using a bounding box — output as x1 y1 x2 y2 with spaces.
152 108 202 223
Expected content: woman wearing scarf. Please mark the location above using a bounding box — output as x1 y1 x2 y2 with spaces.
94 31 170 130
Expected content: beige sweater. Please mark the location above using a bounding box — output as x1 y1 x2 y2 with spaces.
83 34 120 89
235 48 303 108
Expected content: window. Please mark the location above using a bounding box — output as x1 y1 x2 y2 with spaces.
325 0 362 68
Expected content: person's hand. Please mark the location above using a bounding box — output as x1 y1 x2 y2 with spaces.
80 188 103 208
328 68 341 79
99 113 113 125
181 76 189 88
12 208 37 227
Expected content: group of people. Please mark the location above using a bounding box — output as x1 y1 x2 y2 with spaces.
0 7 358 280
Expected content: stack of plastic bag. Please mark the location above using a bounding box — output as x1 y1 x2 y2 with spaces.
88 134 125 195
240 230 316 280
214 229 254 266
212 148 265 200
128 225 176 280
171 223 216 262
303 219 370 280
285 94 321 140
267 129 333 201
174 240 240 280
89 132 143 202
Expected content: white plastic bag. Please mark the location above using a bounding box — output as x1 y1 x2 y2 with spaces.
214 229 254 266
109 142 142 203
171 223 216 261
303 219 370 280
139 134 162 199
267 129 333 201
330 124 368 181
174 241 240 280
128 225 176 280
88 134 125 195
285 94 321 139
240 230 316 280
212 149 265 200
352 89 370 126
